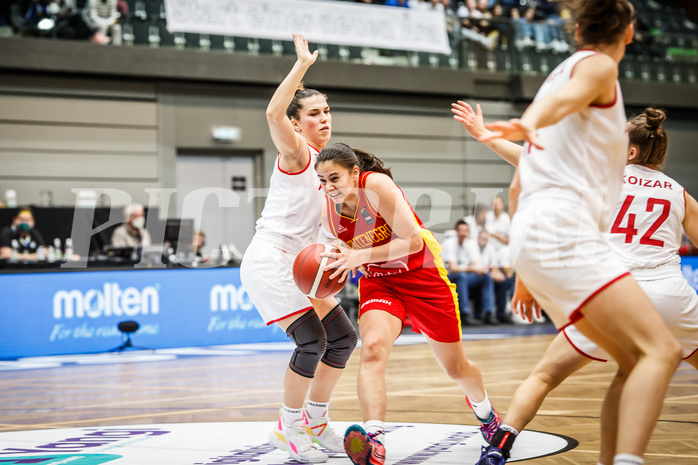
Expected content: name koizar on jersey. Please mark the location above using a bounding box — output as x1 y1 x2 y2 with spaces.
624 175 673 189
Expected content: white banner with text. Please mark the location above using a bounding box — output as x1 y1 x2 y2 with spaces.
163 0 451 54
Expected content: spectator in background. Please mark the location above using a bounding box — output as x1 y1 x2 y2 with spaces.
464 202 488 239
443 220 495 325
111 204 151 248
0 208 46 260
192 230 209 263
20 0 49 36
458 0 498 50
478 230 514 323
86 0 118 44
53 0 93 40
485 194 510 250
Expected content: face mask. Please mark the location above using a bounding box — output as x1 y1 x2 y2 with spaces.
17 222 32 233
132 217 145 229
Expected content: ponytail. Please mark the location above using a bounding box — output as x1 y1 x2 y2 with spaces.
628 107 669 169
352 148 393 179
316 143 393 179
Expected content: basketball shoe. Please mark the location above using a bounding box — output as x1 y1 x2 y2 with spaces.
476 407 502 444
269 409 328 463
344 424 386 465
476 445 508 465
303 409 344 452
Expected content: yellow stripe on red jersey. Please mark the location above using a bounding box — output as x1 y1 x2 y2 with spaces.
325 171 439 277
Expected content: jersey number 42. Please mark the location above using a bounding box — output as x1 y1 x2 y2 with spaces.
611 195 670 246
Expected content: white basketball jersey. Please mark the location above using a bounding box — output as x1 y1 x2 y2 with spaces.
607 164 686 278
518 50 628 231
254 144 322 254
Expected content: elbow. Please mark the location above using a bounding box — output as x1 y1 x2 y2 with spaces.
411 234 424 254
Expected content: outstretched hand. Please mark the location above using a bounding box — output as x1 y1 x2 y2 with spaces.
482 118 544 150
451 101 489 140
293 33 318 66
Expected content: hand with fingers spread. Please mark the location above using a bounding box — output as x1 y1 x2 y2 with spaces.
482 118 544 150
512 275 542 323
292 33 317 67
321 242 367 283
451 101 491 140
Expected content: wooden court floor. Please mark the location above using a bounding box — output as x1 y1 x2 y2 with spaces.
1 331 697 464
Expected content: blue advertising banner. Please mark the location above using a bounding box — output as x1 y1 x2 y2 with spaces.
0 268 288 359
681 256 698 293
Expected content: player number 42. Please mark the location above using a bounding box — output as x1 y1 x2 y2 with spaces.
611 195 670 246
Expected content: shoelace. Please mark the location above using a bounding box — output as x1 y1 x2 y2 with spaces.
480 415 499 437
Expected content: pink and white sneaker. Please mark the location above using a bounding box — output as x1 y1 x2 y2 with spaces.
303 409 344 452
269 409 328 463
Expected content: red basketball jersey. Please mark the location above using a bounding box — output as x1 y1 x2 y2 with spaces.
325 171 441 277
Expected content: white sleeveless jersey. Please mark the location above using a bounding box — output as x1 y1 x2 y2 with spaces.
253 144 322 254
607 164 686 279
518 50 628 231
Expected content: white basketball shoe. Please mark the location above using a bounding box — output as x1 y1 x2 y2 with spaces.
303 409 345 453
269 410 328 463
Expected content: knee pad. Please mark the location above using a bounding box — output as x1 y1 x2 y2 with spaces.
286 310 327 378
321 305 358 369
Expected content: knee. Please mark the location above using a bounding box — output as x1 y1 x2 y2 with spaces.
360 337 390 365
443 360 470 381
440 353 473 382
662 338 683 366
532 366 566 391
286 311 327 378
321 305 358 369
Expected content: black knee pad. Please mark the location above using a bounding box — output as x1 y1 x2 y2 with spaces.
321 305 358 369
286 310 327 378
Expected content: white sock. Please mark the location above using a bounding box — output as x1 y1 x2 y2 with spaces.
469 393 493 421
364 420 385 443
306 400 329 420
282 405 303 425
614 454 643 465
500 424 519 436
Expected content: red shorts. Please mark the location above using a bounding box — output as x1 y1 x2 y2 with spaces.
358 265 461 343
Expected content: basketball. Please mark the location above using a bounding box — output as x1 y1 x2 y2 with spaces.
293 243 346 299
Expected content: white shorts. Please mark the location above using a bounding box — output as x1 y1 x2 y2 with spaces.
240 239 312 326
564 274 698 361
510 195 629 329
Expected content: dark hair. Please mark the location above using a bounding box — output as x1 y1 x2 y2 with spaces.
569 0 634 46
628 107 669 169
316 143 393 179
286 84 327 120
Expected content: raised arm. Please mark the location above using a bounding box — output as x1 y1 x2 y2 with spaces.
266 34 317 169
483 54 619 148
451 101 523 167
683 192 698 248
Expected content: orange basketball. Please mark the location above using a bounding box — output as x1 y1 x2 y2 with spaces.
293 243 346 299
